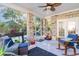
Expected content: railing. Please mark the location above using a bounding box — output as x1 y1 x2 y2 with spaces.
5 32 25 43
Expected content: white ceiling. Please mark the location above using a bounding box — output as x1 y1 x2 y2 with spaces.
1 3 79 18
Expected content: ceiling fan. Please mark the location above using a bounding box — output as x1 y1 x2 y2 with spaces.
38 3 62 11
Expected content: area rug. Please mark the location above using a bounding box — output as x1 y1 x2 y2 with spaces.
36 40 79 56
28 47 57 56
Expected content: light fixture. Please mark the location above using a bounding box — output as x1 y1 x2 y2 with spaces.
46 6 51 10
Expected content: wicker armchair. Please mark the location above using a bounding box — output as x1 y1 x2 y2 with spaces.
57 34 78 55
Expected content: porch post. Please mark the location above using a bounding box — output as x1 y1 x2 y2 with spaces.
27 12 34 37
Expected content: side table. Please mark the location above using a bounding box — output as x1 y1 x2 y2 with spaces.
18 43 28 55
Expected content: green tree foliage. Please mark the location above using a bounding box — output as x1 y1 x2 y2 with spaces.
0 22 9 33
3 8 22 20
2 8 27 34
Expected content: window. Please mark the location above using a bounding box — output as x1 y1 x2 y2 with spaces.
33 16 42 36
68 21 76 32
58 22 65 37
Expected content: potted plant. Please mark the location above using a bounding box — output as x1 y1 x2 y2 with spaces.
0 48 4 56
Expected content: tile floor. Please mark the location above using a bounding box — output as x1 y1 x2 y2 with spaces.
34 40 79 56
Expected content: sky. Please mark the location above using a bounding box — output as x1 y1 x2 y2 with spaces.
0 6 6 22
0 6 27 23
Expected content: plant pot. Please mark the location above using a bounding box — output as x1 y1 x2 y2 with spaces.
31 41 35 45
29 39 35 45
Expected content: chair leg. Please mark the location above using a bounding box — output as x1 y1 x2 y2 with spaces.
73 47 76 55
67 46 76 56
57 42 61 49
57 38 61 49
64 46 67 55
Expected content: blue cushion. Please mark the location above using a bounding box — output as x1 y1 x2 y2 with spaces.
4 37 14 48
4 38 11 45
67 34 78 41
59 40 65 44
72 34 78 41
7 38 14 47
19 43 28 48
59 34 78 47
68 42 74 46
59 40 74 46
67 34 78 46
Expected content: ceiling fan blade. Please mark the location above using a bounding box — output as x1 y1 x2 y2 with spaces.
50 7 55 11
52 3 62 7
47 3 54 6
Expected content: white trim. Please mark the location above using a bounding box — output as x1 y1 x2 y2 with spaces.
45 8 79 18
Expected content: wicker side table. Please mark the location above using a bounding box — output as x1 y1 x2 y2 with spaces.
18 43 28 55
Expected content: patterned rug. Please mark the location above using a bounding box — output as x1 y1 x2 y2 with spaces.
28 47 57 56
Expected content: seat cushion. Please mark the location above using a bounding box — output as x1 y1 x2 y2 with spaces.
4 37 11 46
67 34 78 41
4 37 14 48
18 43 28 48
68 42 74 46
7 38 14 48
59 39 65 44
5 43 19 52
72 34 78 41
